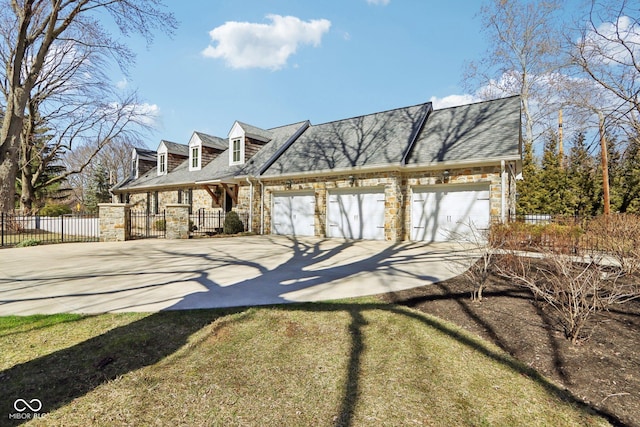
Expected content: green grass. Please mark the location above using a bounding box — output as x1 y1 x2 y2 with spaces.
0 302 611 426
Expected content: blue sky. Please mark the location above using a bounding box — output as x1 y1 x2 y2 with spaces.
116 1 498 148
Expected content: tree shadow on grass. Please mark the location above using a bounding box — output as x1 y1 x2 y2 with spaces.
270 302 626 427
0 309 239 425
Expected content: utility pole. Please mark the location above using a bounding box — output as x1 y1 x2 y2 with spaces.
598 112 610 215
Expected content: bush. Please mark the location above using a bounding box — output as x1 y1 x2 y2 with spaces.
154 219 166 231
39 203 72 217
16 239 41 247
223 211 244 234
490 220 584 254
585 214 640 274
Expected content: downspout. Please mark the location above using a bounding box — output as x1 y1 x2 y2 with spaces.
501 160 506 223
258 178 265 235
245 177 253 232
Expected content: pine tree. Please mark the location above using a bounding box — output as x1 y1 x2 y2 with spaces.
567 133 599 216
537 132 574 215
618 133 640 213
516 140 543 213
85 164 111 214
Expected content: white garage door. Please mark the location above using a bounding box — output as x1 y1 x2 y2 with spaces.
327 189 385 240
411 184 490 242
272 193 315 237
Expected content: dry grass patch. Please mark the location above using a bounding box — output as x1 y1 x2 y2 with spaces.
0 303 611 426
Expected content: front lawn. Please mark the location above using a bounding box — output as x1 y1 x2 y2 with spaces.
0 301 609 426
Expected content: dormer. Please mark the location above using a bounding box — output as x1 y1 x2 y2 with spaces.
228 121 272 166
131 147 156 179
157 144 168 176
157 140 188 174
189 132 226 171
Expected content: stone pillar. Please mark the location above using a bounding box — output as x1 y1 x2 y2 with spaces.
165 204 190 239
99 203 131 242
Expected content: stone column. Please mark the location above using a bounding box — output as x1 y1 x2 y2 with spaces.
99 203 131 242
165 204 190 239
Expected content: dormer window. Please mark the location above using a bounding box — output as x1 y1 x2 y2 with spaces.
159 153 166 174
232 138 243 164
157 145 168 176
189 144 202 171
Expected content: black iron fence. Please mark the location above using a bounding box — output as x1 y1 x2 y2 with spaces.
189 210 249 237
1 212 99 247
129 210 166 239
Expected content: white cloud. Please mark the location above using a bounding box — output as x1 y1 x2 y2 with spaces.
429 94 482 109
116 77 128 90
366 0 390 5
584 15 640 65
202 14 331 70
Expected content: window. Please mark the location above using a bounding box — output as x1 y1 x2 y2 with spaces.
191 147 200 169
153 192 159 214
232 138 242 163
159 153 166 174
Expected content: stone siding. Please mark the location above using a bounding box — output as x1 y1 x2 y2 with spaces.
99 203 130 242
111 164 517 242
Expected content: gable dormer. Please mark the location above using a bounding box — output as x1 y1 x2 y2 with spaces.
131 147 156 179
228 121 272 166
189 132 226 171
157 140 188 174
157 143 168 176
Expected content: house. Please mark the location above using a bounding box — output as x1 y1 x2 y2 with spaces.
111 96 522 242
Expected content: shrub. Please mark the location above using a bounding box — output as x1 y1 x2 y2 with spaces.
39 203 72 217
154 219 166 231
585 214 640 275
496 250 640 344
16 239 41 247
223 211 244 234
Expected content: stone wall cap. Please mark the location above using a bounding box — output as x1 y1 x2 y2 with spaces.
165 203 191 208
99 203 131 207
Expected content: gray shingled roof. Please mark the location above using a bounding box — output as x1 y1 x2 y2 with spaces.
116 121 308 190
194 132 227 150
135 147 156 161
236 121 273 142
261 103 431 176
405 96 521 165
197 121 308 182
115 97 521 192
161 140 188 156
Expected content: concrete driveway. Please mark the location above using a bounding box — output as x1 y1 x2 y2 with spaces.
0 236 477 315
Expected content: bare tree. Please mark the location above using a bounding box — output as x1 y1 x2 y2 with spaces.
465 0 566 148
570 0 640 138
64 137 138 210
0 0 176 212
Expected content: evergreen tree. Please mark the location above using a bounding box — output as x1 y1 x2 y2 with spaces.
17 122 69 213
605 135 624 213
567 133 599 216
537 132 574 215
516 140 543 213
618 134 640 213
85 164 111 214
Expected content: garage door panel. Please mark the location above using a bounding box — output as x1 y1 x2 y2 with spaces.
273 194 315 237
412 185 490 242
328 190 385 240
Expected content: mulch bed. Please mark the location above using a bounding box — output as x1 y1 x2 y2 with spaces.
380 265 640 427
